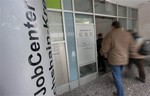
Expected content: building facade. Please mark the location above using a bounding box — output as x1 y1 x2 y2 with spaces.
46 0 138 95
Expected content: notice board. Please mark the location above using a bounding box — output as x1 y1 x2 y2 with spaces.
76 24 96 66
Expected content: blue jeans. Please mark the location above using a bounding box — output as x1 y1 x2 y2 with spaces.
111 65 124 96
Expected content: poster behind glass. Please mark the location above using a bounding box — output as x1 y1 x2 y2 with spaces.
52 43 69 87
76 24 96 66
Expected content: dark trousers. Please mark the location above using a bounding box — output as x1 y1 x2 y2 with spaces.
98 55 106 71
128 58 146 80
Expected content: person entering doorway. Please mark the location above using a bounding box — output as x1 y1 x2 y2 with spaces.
97 33 106 72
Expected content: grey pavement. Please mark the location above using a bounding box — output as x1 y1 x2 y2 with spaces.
59 59 150 96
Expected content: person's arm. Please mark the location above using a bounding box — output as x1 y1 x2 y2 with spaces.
129 35 136 54
100 34 111 56
136 38 144 49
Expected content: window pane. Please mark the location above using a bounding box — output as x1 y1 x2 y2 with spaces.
95 0 105 14
128 19 137 31
95 0 117 16
75 14 94 24
132 9 138 18
132 19 138 31
52 43 69 87
64 12 78 81
46 0 61 9
63 0 72 10
128 8 138 18
118 5 127 17
80 62 96 77
74 0 93 13
128 8 132 18
118 18 127 30
48 11 64 42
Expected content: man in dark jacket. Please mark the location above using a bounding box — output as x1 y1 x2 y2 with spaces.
97 33 106 72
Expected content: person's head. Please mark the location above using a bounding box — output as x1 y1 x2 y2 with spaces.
132 32 140 38
111 21 121 29
97 33 103 38
127 29 139 39
130 31 140 40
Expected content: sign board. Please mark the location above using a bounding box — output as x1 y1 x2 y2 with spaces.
76 24 96 66
0 0 56 96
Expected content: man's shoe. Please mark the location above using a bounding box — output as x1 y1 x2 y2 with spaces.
135 77 146 83
113 91 118 96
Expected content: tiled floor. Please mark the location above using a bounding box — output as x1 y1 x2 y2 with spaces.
59 59 150 96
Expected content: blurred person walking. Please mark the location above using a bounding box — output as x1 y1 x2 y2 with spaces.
128 31 146 83
100 21 134 96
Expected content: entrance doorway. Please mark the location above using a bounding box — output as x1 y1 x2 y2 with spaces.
95 16 116 76
95 16 115 36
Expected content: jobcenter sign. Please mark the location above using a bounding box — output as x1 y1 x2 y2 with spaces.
0 0 56 96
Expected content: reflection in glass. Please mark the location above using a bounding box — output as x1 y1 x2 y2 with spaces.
63 0 72 10
74 0 93 13
75 14 94 24
95 0 117 16
64 12 78 81
80 62 97 77
48 11 64 42
52 43 69 87
118 18 127 30
118 5 127 17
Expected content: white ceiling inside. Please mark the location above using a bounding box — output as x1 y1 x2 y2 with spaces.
107 0 150 8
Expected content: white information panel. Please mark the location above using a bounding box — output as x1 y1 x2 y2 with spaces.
51 43 68 87
76 24 96 66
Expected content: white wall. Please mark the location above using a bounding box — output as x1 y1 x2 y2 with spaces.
138 2 150 40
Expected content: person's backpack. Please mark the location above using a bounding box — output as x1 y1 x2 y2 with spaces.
138 40 150 55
